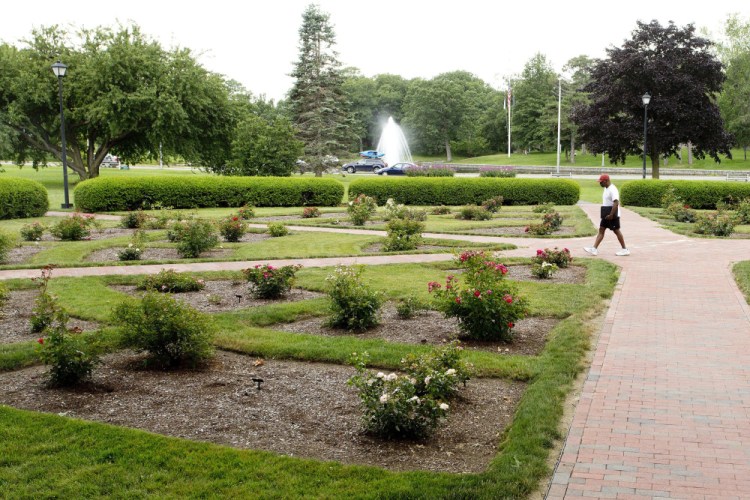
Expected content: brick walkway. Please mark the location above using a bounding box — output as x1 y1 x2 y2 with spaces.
9 206 750 498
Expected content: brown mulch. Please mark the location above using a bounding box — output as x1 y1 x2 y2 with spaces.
362 243 454 254
468 226 576 236
0 289 101 344
442 265 586 285
109 281 324 313
276 303 558 356
3 245 49 265
0 349 525 473
84 247 237 263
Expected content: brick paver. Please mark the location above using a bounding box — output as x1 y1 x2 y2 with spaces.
9 205 750 498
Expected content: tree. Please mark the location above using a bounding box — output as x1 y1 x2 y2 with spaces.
512 54 558 152
289 4 356 176
0 24 234 179
561 55 595 163
573 21 733 178
717 15 750 159
403 71 493 161
223 114 303 176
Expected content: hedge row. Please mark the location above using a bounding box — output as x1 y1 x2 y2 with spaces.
74 176 345 212
0 178 49 219
620 180 750 209
347 177 579 206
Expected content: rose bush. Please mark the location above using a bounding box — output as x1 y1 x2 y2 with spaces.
243 263 302 299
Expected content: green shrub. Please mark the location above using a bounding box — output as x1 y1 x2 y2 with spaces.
694 210 735 237
401 341 472 400
405 166 455 177
113 292 214 368
395 295 426 319
532 247 572 268
348 194 378 225
37 310 100 387
19 222 46 241
542 211 563 230
481 195 504 213
137 269 206 293
237 205 256 219
0 178 49 219
120 210 148 229
664 202 697 222
50 214 98 241
429 251 528 342
30 266 58 333
735 198 750 224
218 215 247 242
74 176 344 211
143 205 176 229
267 222 289 237
621 180 750 208
431 206 452 215
302 206 321 218
0 229 16 262
532 202 555 213
242 263 302 299
348 177 579 206
0 282 9 316
175 219 218 258
456 205 492 221
525 223 553 235
118 230 146 261
479 168 515 178
383 218 424 251
531 261 558 279
326 265 382 331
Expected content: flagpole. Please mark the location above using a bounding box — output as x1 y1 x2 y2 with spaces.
556 78 561 175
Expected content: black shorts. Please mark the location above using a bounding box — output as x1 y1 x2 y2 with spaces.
600 206 620 231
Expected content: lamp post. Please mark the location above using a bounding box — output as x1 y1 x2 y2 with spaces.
51 61 72 209
641 92 651 180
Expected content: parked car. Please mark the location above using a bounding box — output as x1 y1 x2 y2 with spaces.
341 158 386 174
375 162 417 176
101 154 120 168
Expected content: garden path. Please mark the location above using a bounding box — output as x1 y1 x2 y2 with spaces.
9 207 750 499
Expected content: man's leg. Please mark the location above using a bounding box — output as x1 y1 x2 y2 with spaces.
593 227 606 248
613 229 626 249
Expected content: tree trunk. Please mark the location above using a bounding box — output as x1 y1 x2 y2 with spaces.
570 136 576 164
688 141 693 165
744 145 747 161
445 139 452 162
651 146 660 179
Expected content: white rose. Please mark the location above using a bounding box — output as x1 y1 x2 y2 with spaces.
379 394 390 403
376 372 385 379
439 403 449 411
408 396 420 403
385 373 398 381
424 376 431 385
446 369 456 376
128 243 133 248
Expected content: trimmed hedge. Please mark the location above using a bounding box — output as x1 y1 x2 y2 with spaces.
347 177 579 206
621 180 750 209
0 178 49 219
74 176 345 212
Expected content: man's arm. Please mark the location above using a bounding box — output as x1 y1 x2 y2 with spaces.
606 200 620 220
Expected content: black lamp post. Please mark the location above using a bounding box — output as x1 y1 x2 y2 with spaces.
641 92 651 180
51 61 72 209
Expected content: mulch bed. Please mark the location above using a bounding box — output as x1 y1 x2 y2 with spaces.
3 245 49 265
0 289 101 345
0 349 525 473
84 247 235 263
468 226 577 236
442 265 586 285
362 243 454 253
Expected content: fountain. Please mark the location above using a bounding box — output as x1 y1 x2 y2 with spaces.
376 117 413 167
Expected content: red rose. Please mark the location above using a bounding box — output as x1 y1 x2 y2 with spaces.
37 338 44 344
474 290 481 297
508 322 514 328
504 294 513 304
455 297 462 304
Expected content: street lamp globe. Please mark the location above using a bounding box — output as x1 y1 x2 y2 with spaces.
642 92 651 106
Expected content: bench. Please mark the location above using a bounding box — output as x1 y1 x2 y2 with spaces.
726 172 749 181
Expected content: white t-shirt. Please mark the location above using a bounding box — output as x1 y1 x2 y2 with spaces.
602 185 621 217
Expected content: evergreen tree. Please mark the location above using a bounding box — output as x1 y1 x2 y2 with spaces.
289 4 355 176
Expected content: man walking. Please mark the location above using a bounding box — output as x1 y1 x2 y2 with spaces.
584 174 630 256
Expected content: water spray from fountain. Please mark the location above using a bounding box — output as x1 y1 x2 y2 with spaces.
376 117 413 167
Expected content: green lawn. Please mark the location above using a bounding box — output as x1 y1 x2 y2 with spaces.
0 259 619 498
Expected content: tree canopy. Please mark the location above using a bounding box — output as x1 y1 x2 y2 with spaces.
573 20 733 178
0 24 234 179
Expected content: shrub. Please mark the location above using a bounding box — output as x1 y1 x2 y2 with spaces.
481 195 504 213
175 219 219 258
302 206 321 218
431 206 452 215
218 215 247 242
242 263 302 299
348 194 378 225
0 229 16 263
479 167 515 178
531 261 558 279
532 203 555 213
37 310 99 387
621 179 750 209
267 222 289 237
118 230 146 261
532 247 572 268
694 210 735 237
456 205 492 221
30 266 58 333
143 204 176 229
735 198 750 224
0 282 9 317
383 218 425 252
401 341 472 400
50 214 97 241
405 166 455 177
113 292 214 368
20 222 46 241
429 251 528 342
0 177 48 219
237 205 256 219
664 202 696 223
525 223 553 235
120 210 148 229
542 211 563 230
326 265 383 331
395 296 426 319
137 269 206 293
348 352 449 439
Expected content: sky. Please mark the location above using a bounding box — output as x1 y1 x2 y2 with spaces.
2 1 749 102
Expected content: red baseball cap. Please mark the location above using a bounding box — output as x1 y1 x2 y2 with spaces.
598 174 610 182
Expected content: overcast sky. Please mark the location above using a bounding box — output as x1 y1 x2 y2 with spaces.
3 1 748 101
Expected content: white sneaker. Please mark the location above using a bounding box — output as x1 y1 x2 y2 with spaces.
584 247 598 256
616 249 631 256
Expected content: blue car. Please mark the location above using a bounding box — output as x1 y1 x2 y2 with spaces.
376 162 416 175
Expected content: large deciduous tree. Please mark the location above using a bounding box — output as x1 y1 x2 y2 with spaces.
717 14 750 160
289 4 355 176
0 24 233 179
512 53 558 153
573 21 733 178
